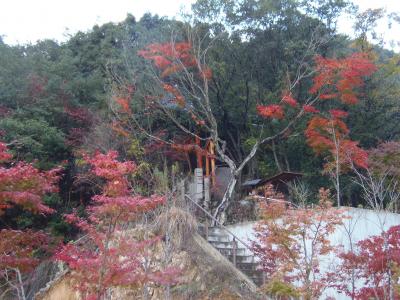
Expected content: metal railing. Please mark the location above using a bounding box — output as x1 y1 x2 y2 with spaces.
184 194 252 251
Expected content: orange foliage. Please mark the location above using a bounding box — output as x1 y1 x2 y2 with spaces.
305 111 368 170
306 115 348 150
282 93 298 107
171 143 213 158
319 93 338 100
329 109 348 119
110 121 130 138
162 84 186 107
139 42 212 83
303 105 319 113
115 97 131 114
340 140 368 169
304 53 374 172
139 43 196 71
202 66 213 80
252 186 346 299
257 104 285 119
152 55 172 69
310 53 376 104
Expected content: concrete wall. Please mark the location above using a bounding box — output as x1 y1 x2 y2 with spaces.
226 207 400 300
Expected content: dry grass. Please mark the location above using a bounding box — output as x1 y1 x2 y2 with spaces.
154 206 198 249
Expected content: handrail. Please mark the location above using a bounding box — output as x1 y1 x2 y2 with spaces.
184 193 305 259
252 195 301 209
184 194 253 252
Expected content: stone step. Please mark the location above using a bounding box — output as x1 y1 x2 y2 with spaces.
215 247 247 256
243 270 265 285
207 234 231 243
245 270 264 278
207 227 229 235
208 239 241 247
235 262 259 272
250 276 265 286
225 255 255 263
198 224 225 237
208 241 241 249
246 270 264 278
209 241 250 254
200 224 267 286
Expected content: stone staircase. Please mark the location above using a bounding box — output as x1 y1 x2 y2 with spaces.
202 226 265 286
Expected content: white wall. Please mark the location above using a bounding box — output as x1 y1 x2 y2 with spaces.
226 207 400 299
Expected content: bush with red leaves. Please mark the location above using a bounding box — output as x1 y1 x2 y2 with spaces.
55 150 178 299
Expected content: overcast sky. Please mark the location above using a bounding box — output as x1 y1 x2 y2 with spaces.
0 0 399 50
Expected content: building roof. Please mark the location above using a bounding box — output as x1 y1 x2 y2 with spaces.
242 179 262 187
242 172 303 188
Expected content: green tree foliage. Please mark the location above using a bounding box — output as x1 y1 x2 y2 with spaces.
0 1 399 234
0 15 181 237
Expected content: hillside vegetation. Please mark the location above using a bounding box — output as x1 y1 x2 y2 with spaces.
1 1 400 299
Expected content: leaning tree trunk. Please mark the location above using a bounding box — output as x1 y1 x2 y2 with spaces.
212 138 260 224
212 174 237 225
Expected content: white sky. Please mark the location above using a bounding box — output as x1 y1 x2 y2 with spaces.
0 0 399 50
0 0 195 44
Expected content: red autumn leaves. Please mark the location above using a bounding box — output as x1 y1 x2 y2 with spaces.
138 43 375 174
252 187 346 299
138 42 212 80
256 92 321 120
310 53 376 104
335 225 400 299
0 143 60 276
303 104 320 113
55 151 173 299
0 229 50 274
256 52 376 171
0 143 60 215
138 42 212 111
304 53 375 171
305 110 368 171
256 92 298 120
282 94 298 107
256 52 376 121
252 187 400 299
256 104 285 119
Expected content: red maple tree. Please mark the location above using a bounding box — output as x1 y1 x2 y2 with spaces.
335 225 400 299
256 104 285 119
138 42 210 124
305 110 368 171
0 142 60 299
136 40 376 221
253 53 374 207
138 42 211 80
252 186 346 299
55 151 178 299
301 54 374 206
256 54 373 190
310 53 376 104
305 110 368 206
256 53 375 120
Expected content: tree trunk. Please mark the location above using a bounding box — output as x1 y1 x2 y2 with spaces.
272 140 282 172
212 174 237 225
212 137 260 224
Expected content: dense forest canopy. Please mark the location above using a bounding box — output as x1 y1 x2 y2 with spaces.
1 0 400 298
0 0 399 231
0 0 400 230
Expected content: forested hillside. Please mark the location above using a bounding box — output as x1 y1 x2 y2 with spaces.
1 0 400 299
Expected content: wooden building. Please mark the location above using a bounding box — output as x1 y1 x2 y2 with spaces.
242 172 303 196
